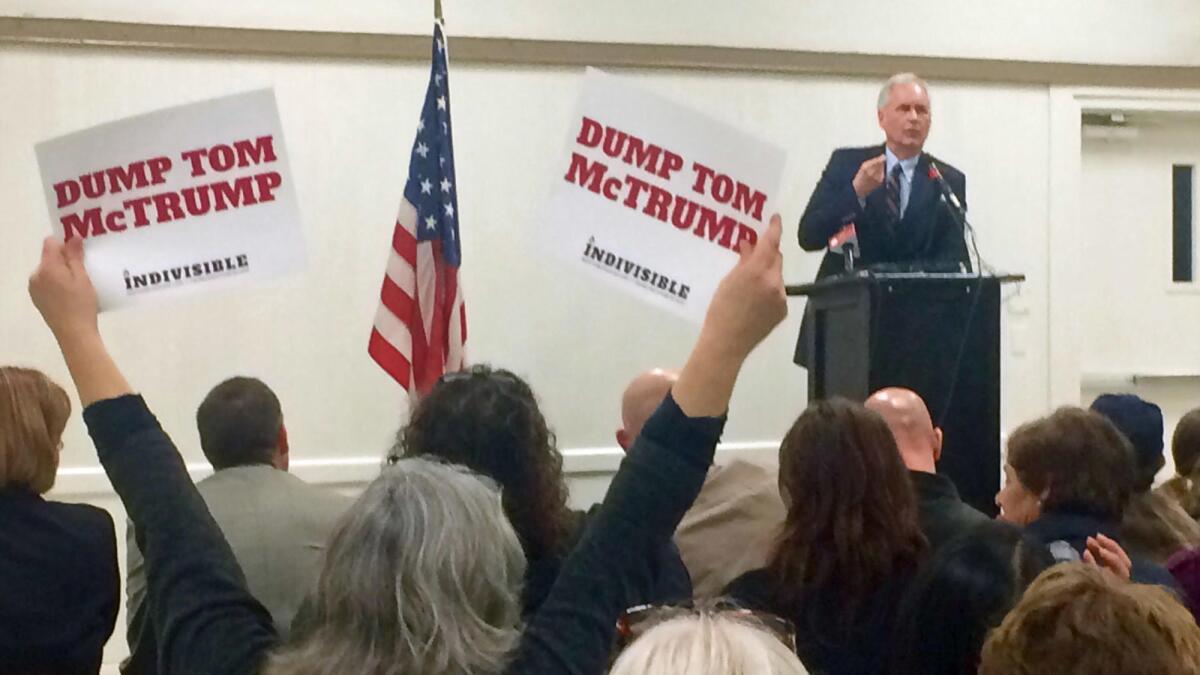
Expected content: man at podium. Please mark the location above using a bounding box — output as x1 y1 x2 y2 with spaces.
795 73 970 366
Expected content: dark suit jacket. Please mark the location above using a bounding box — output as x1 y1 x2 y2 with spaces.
910 470 991 551
0 489 119 675
795 145 970 366
799 144 968 276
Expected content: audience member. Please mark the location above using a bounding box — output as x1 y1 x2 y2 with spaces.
266 459 524 674
395 364 689 614
0 366 119 675
980 562 1200 675
1161 407 1200 519
124 377 354 669
997 407 1178 588
888 520 1054 675
725 398 927 675
25 214 786 674
620 369 786 598
1091 393 1200 563
1166 546 1200 623
610 610 807 675
866 387 989 550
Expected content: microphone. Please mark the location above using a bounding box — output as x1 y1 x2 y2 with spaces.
828 219 858 272
927 161 965 214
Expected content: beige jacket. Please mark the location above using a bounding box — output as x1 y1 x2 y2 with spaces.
673 460 786 599
126 464 354 637
1121 488 1200 564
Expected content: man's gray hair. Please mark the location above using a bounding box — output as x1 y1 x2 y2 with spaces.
610 612 809 675
877 72 929 109
263 457 526 675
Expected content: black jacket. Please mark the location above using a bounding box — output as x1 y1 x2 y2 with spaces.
725 566 914 675
910 470 991 551
0 489 119 674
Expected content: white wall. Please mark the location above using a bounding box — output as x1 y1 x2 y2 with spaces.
8 0 1200 67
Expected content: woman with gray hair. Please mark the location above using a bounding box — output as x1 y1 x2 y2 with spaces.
264 459 526 674
27 215 786 674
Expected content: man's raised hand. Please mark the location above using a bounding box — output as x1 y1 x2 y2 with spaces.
852 155 886 199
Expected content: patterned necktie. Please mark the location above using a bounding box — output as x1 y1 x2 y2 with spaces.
885 162 904 221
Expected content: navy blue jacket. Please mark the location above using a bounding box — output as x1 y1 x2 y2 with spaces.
1025 510 1182 591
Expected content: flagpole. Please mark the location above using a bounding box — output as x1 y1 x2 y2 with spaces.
434 0 443 22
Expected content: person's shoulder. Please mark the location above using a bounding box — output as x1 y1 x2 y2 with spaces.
711 459 774 484
925 153 965 180
38 500 116 559
1131 557 1183 591
830 145 884 163
43 499 115 531
200 465 354 515
281 473 356 510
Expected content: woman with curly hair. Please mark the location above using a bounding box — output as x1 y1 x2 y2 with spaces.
725 398 927 675
394 365 689 615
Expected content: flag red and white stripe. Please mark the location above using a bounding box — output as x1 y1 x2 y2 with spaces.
369 21 465 395
369 199 466 395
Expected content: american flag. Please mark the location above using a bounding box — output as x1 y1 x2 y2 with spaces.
369 21 466 395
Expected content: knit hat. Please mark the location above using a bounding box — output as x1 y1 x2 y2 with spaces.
1090 394 1164 478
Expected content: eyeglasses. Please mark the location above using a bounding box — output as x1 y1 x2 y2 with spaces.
615 600 797 652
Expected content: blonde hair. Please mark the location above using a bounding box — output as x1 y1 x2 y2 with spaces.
1162 408 1200 518
0 367 69 494
610 612 808 675
980 562 1200 675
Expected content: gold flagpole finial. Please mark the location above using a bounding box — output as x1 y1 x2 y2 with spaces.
434 0 444 22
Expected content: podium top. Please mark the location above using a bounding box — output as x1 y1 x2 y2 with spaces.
785 271 1025 297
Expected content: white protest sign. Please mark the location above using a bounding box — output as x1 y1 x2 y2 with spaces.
36 89 306 311
544 68 786 322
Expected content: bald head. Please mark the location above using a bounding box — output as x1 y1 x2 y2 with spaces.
865 387 942 473
617 369 679 451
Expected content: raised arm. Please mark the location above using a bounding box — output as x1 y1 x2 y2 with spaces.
29 237 277 675
510 215 788 674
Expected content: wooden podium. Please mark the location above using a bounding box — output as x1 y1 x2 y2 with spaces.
788 272 1023 516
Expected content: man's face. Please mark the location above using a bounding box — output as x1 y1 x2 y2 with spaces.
877 82 931 158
